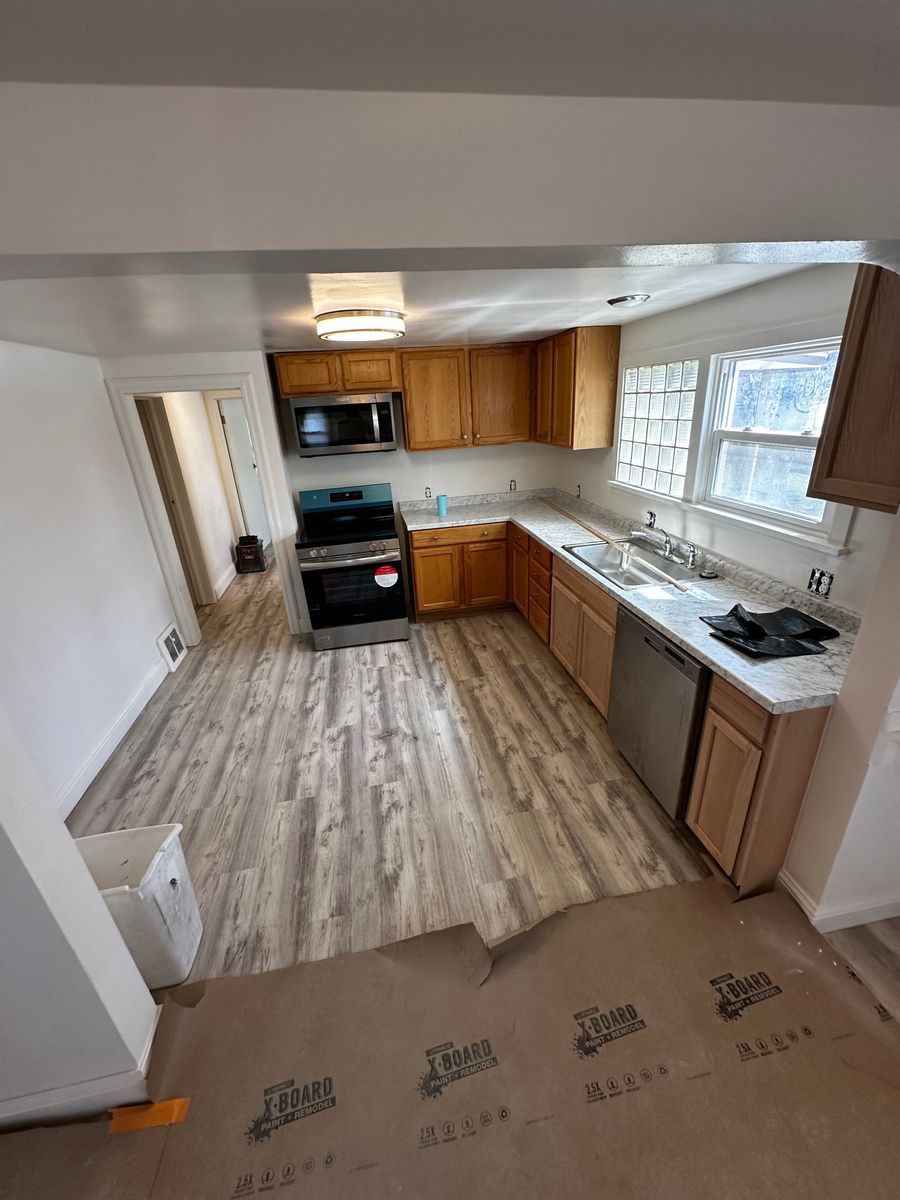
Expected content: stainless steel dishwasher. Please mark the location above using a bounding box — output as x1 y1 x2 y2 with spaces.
607 608 710 820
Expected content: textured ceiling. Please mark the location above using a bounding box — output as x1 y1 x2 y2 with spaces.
0 262 806 357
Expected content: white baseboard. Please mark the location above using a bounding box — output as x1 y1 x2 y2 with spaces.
55 660 168 818
213 561 237 599
778 869 900 933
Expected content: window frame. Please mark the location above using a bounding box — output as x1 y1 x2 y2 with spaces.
610 336 853 553
695 337 842 537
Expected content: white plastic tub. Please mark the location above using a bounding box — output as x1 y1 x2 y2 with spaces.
75 823 202 989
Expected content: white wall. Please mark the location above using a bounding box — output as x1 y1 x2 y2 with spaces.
162 391 237 599
0 341 175 815
283 402 562 509
784 509 900 930
0 86 899 255
557 266 894 614
0 701 156 1124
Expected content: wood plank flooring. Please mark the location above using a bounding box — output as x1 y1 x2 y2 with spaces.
827 918 900 1021
67 567 708 980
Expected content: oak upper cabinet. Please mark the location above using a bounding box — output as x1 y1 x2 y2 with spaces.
469 344 533 445
534 338 554 443
401 348 472 450
534 327 621 450
808 264 900 513
339 349 400 392
411 545 462 613
273 352 343 397
686 676 829 894
463 540 508 606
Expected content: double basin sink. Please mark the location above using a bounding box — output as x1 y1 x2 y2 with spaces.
563 539 696 590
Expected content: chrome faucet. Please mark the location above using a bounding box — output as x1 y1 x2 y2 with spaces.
661 529 673 557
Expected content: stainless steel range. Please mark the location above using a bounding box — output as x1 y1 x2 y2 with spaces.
295 483 410 650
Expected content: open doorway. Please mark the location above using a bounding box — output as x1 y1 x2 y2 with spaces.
134 390 267 612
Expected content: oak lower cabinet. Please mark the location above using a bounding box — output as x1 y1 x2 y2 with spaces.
533 326 621 450
410 545 462 613
807 264 900 513
686 676 829 894
409 523 509 617
550 556 618 716
464 540 508 607
510 526 530 617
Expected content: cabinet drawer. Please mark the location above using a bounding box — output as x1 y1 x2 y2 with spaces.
553 555 618 625
410 522 507 548
530 602 551 643
510 524 530 552
530 541 553 570
529 579 551 615
528 559 551 593
709 676 770 747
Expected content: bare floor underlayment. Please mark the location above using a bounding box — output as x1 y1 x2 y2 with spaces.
2 878 898 1199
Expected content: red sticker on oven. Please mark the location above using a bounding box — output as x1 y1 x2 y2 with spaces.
374 564 399 588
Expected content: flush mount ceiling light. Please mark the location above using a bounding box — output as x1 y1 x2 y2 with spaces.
607 294 651 308
315 309 406 342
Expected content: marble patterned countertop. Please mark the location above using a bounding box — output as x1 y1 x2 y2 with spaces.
400 491 856 715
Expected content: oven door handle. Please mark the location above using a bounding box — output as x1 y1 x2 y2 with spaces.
299 551 402 572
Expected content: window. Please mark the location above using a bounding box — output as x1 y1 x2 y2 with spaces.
701 340 840 529
616 359 699 499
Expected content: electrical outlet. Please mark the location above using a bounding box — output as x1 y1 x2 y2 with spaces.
424 486 432 499
509 479 517 491
576 484 582 499
808 567 834 598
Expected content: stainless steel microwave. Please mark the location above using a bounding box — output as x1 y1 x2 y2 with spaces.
288 393 397 457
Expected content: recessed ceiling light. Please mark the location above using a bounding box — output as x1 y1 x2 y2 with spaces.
607 294 651 308
315 309 406 342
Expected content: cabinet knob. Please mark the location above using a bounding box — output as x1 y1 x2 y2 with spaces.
431 535 439 542
475 432 481 440
481 530 489 536
462 432 468 442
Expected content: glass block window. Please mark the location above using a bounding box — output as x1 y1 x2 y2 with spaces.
617 358 699 498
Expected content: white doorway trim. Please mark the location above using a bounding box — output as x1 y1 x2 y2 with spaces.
106 369 305 644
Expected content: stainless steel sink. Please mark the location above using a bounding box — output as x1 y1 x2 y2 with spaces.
563 539 695 589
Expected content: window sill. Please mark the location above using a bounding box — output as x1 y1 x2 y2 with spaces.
608 481 852 557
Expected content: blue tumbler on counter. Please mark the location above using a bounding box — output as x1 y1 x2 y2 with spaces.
436 494 449 518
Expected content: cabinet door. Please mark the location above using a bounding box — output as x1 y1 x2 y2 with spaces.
463 541 508 607
512 543 530 616
686 708 762 874
469 345 532 445
339 350 400 393
550 330 576 447
534 337 554 443
549 578 581 675
401 349 472 451
576 605 616 717
273 353 343 397
412 546 462 613
808 264 900 513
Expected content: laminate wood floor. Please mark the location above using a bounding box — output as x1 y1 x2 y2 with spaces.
67 566 709 980
827 918 900 1021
